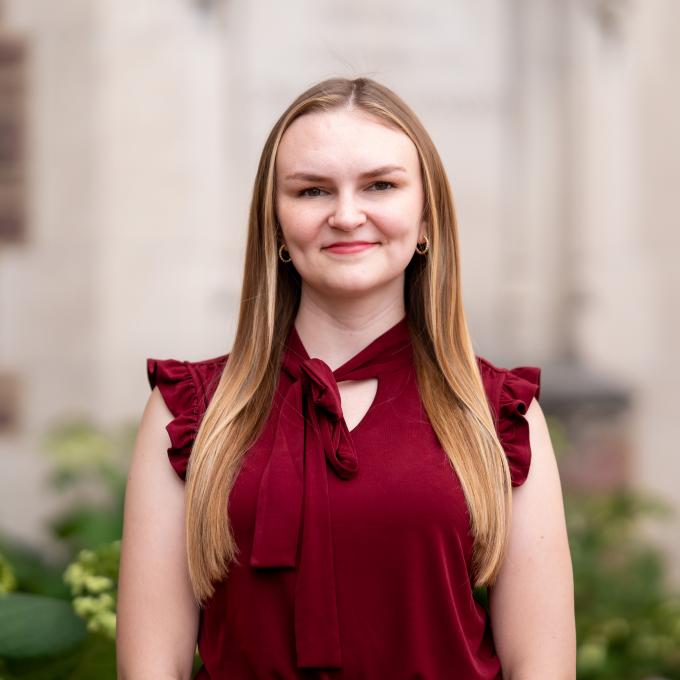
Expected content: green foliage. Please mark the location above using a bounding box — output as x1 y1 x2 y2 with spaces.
0 555 17 595
566 489 680 679
42 419 134 554
63 542 120 640
0 540 123 679
0 592 87 658
0 537 70 600
0 418 132 680
0 635 116 680
542 416 680 678
0 418 201 679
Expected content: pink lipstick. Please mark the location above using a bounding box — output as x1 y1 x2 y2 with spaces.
324 242 377 254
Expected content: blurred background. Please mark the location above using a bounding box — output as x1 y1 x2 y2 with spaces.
0 0 679 677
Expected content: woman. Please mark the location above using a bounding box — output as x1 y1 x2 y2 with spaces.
117 77 576 680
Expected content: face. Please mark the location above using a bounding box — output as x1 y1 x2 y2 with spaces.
274 108 427 301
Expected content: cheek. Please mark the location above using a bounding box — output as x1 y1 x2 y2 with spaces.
375 203 421 239
376 188 422 225
277 198 319 243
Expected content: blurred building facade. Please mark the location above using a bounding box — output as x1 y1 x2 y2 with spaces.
0 0 678 582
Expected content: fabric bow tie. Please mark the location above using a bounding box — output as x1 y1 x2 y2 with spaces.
249 317 412 669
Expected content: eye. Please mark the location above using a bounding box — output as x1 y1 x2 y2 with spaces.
369 181 397 191
298 187 326 198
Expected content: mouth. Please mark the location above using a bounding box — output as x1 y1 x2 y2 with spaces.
323 242 378 254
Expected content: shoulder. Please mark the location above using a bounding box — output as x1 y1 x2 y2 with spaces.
476 355 541 410
475 354 542 487
147 353 229 411
145 353 229 480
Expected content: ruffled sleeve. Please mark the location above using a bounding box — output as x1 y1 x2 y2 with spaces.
478 357 542 487
146 358 200 481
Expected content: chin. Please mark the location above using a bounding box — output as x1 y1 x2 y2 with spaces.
325 279 390 298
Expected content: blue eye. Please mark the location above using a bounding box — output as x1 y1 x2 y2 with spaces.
299 187 325 197
298 181 396 198
370 181 396 191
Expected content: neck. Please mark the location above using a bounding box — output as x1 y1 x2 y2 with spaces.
293 286 406 370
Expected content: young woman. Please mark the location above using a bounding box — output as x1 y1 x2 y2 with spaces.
117 77 576 680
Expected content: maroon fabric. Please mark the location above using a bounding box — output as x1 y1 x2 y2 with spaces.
146 316 541 679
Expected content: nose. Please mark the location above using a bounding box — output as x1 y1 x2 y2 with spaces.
328 192 366 229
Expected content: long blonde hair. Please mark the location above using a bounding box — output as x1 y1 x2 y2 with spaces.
185 77 513 604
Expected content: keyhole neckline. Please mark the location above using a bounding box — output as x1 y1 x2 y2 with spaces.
285 316 411 438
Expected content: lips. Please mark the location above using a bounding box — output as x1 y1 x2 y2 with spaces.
324 242 377 254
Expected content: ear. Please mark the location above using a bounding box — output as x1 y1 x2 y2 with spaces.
419 219 428 241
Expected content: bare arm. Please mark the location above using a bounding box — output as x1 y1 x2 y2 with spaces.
116 387 200 680
488 398 576 680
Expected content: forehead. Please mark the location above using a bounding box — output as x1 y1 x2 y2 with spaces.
275 109 419 174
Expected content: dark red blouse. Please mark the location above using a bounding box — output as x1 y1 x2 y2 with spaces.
146 316 541 680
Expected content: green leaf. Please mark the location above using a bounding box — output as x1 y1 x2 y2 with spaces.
0 634 116 679
48 509 122 553
0 592 87 658
65 634 117 680
0 537 70 599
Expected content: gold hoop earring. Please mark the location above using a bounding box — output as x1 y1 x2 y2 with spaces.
278 243 292 263
415 234 429 255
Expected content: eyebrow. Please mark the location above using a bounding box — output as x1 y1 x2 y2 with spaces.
283 165 408 182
